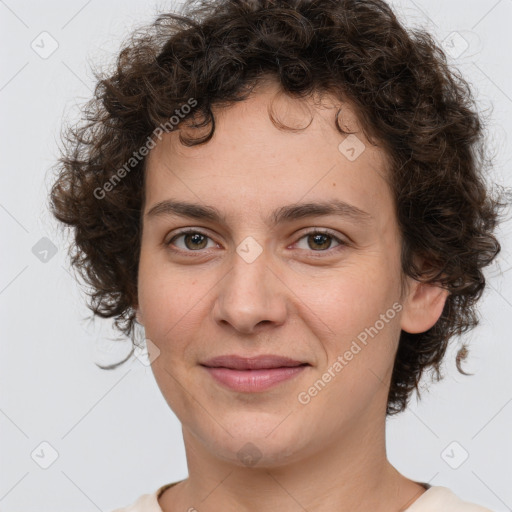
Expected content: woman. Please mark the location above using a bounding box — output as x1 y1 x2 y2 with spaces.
49 0 504 510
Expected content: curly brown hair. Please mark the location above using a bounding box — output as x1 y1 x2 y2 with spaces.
49 0 506 415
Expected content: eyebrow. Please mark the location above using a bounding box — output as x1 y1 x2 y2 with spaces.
145 199 373 227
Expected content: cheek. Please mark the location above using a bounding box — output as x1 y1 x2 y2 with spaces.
139 277 196 343
137 248 194 341
300 274 402 426
137 256 205 411
137 253 220 371
320 262 397 322
313 265 402 368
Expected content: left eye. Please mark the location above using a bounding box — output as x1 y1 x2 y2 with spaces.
166 229 345 253
295 231 344 252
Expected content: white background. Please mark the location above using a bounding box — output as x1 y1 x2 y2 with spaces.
1 0 511 510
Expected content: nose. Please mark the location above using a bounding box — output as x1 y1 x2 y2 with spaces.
212 246 287 335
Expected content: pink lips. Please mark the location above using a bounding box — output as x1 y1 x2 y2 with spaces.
201 355 309 392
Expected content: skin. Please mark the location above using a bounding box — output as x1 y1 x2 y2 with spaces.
136 78 449 512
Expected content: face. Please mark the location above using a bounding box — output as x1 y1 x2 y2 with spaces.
136 80 442 468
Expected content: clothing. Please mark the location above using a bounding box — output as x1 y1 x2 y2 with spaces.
111 480 494 511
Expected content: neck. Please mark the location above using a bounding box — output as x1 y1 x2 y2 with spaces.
159 406 425 512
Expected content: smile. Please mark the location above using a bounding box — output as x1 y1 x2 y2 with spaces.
202 366 309 392
200 354 310 392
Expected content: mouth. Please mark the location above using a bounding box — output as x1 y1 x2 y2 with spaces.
200 355 310 392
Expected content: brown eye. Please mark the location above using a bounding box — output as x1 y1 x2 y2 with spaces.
295 230 345 252
307 233 333 250
167 230 214 251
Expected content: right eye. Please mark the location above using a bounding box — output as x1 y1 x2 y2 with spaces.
166 229 218 252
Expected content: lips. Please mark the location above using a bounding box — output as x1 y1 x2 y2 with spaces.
201 354 308 370
200 355 310 392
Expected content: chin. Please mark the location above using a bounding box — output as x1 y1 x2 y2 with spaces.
190 413 314 468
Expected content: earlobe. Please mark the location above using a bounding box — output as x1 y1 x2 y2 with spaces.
400 278 450 334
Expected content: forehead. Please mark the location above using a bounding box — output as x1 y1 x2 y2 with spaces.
143 82 394 230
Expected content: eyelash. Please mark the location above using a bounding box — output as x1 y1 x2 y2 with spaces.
165 228 347 257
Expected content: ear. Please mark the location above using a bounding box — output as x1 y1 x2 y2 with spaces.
400 277 450 334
